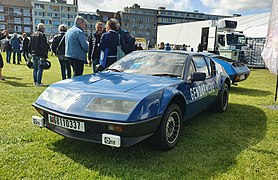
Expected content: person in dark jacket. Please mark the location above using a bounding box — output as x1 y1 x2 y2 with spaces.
5 36 12 63
88 22 104 73
99 19 127 69
22 33 30 62
52 24 71 80
0 29 9 81
29 23 49 86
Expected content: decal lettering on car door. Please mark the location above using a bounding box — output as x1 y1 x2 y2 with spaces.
190 81 216 100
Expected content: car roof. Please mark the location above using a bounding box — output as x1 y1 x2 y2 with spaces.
139 50 206 56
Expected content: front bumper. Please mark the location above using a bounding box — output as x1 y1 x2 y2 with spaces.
32 103 162 147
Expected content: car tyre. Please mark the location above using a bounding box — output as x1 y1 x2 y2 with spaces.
213 83 229 112
152 104 182 151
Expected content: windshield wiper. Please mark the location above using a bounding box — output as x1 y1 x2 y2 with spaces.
106 68 123 72
152 73 179 78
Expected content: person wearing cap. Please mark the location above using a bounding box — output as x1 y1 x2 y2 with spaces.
65 16 88 76
29 23 49 86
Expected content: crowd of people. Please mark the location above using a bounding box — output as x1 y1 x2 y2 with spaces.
0 15 187 86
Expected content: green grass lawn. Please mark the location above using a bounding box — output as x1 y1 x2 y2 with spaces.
0 53 278 179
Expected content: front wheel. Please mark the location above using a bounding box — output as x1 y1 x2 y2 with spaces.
152 104 182 151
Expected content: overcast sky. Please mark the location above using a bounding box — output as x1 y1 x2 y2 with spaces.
73 0 272 16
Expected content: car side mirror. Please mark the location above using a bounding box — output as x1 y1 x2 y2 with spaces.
191 72 206 82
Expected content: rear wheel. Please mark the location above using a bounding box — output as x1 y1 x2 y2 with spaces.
152 104 182 151
213 83 229 112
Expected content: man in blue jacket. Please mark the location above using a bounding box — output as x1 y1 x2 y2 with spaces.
11 33 21 64
65 16 88 76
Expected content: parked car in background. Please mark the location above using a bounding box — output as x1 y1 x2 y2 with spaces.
204 53 250 84
32 50 231 151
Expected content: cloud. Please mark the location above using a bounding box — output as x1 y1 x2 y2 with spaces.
200 0 272 15
78 0 191 12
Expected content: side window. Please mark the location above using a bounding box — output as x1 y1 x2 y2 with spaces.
186 61 195 81
192 56 210 78
204 57 212 76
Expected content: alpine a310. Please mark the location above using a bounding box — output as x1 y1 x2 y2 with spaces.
32 50 230 151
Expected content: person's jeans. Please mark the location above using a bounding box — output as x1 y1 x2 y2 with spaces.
22 50 29 62
33 56 44 84
12 49 21 64
59 57 71 80
69 58 84 77
6 50 11 63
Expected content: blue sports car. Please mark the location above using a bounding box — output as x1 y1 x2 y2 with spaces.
32 50 231 151
205 53 250 84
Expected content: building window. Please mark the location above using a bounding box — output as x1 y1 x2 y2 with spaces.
14 18 21 24
46 13 52 17
23 18 30 24
0 16 4 21
23 9 30 16
35 19 41 24
45 27 51 33
68 14 74 19
53 6 60 12
146 17 150 22
61 14 66 19
0 24 5 29
53 20 60 26
53 13 60 19
35 11 43 17
139 17 143 21
14 26 22 32
44 20 50 25
132 16 136 21
14 8 21 15
24 27 31 33
0 6 4 12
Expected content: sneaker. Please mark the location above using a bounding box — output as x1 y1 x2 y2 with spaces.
36 83 45 87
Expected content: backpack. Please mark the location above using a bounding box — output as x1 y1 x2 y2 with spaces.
119 29 135 54
52 33 65 55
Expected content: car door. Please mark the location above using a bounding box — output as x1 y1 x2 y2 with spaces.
185 55 218 117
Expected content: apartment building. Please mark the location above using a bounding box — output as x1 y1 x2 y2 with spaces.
121 4 157 47
0 0 32 36
78 11 101 37
118 4 232 47
32 0 78 38
157 7 230 26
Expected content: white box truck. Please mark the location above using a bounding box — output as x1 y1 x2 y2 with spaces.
157 19 247 60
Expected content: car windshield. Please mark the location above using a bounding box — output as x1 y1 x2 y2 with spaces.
107 51 188 78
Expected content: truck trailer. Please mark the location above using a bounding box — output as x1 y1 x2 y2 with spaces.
157 19 247 60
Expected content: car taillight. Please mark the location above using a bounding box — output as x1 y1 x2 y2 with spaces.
232 62 244 67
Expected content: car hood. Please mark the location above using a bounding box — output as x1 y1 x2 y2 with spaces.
34 72 182 121
53 72 182 93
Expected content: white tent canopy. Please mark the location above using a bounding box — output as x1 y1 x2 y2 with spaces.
225 12 270 38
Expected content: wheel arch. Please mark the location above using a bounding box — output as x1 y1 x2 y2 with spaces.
224 77 231 89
